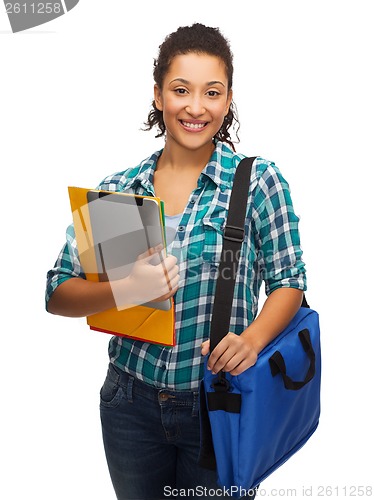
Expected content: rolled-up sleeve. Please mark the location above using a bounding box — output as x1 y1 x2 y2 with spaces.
45 223 86 310
253 162 307 296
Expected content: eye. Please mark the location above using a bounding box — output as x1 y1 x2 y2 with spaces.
207 90 220 97
174 88 188 95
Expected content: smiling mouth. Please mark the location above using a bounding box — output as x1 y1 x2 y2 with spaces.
180 120 208 130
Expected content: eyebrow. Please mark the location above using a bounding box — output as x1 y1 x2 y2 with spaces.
169 78 226 87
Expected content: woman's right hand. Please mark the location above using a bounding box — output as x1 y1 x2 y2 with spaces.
47 245 179 317
124 245 180 305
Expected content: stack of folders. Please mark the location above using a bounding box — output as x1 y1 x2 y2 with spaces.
68 186 175 346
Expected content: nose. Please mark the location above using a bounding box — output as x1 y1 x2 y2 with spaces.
185 96 206 117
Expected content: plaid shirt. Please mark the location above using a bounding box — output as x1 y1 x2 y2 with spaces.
46 141 307 390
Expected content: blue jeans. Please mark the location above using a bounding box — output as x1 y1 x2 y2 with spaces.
100 363 256 500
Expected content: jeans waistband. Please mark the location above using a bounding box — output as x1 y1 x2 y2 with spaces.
107 362 200 408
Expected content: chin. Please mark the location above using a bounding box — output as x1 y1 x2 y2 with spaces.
175 134 215 152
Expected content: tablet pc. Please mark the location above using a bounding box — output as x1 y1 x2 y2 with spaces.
86 190 171 311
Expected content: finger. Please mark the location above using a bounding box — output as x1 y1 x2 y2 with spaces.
209 346 238 374
162 279 179 296
158 254 178 273
158 269 178 293
229 357 256 376
162 265 179 282
149 283 179 302
169 284 179 297
207 334 240 372
148 275 179 302
221 352 247 374
161 261 179 291
232 349 258 375
201 340 210 356
170 274 180 289
207 337 230 369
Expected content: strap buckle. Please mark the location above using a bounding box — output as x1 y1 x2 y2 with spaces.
223 225 245 243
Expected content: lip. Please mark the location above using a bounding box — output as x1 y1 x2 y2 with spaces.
179 119 209 133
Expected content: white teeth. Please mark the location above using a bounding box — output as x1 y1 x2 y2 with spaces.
182 121 206 129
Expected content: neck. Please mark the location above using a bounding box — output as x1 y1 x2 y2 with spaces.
157 139 215 173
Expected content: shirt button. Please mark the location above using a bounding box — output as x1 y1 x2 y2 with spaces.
190 199 195 204
178 226 185 232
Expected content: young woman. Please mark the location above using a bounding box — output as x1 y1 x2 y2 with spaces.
46 23 306 500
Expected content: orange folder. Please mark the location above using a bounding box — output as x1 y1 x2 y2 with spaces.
68 186 175 346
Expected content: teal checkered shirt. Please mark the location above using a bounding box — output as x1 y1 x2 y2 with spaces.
46 141 307 390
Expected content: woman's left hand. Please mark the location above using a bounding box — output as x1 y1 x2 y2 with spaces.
201 333 258 376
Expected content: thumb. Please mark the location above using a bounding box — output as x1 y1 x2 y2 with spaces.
201 340 210 356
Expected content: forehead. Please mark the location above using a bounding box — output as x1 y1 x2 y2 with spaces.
165 52 228 83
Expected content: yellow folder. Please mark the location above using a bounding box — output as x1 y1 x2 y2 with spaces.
68 186 175 346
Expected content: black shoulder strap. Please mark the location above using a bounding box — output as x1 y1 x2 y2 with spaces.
209 157 256 353
209 156 309 355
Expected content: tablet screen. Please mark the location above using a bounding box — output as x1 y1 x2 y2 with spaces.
86 191 171 311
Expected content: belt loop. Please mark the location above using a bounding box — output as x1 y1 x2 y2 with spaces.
127 376 134 403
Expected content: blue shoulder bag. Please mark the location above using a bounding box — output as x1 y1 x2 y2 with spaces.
198 157 321 498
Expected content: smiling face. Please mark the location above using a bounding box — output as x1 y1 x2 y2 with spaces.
154 52 233 154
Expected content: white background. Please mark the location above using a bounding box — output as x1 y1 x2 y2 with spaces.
1 1 373 498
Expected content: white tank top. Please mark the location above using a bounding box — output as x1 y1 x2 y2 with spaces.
164 213 183 253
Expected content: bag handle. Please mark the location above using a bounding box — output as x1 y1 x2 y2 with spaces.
268 328 316 390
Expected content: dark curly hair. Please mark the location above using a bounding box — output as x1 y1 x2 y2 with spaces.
143 23 240 150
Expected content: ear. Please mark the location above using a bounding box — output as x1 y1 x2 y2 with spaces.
154 84 163 112
225 89 233 115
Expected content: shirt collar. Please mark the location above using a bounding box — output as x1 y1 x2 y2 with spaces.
125 141 238 194
201 141 237 192
125 150 162 194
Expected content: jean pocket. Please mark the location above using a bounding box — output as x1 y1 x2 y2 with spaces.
100 372 124 409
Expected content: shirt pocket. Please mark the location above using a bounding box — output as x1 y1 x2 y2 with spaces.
202 216 225 266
